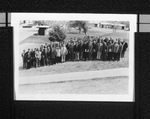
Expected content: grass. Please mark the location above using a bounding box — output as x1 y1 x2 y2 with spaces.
19 27 129 45
19 27 129 77
19 51 128 77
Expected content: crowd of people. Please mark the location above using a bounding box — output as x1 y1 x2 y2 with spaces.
21 36 128 69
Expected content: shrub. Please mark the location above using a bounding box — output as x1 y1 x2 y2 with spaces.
49 24 66 42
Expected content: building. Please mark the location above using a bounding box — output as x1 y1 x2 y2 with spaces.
99 22 127 30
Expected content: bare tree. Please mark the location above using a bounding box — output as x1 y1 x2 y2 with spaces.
69 21 89 35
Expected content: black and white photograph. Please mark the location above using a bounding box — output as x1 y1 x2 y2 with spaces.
12 13 137 101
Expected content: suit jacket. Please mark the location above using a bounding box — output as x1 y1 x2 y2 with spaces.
122 42 128 52
113 43 119 53
118 44 123 53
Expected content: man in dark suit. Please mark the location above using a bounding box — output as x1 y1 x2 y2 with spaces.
88 39 93 60
66 41 71 61
92 40 97 60
47 46 51 65
21 50 26 69
70 42 74 61
107 40 113 61
121 39 128 58
30 49 36 68
117 40 123 61
101 39 107 61
25 49 31 69
51 44 56 65
79 40 83 61
44 46 48 66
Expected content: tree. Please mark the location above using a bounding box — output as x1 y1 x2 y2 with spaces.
69 21 89 35
33 20 45 26
48 24 66 42
80 21 89 35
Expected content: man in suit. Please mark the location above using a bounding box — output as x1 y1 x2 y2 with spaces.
113 40 119 61
96 39 103 60
88 39 93 60
101 39 107 61
51 44 56 65
21 50 26 69
121 39 128 58
92 40 97 60
61 43 68 62
117 40 123 61
107 40 113 61
41 47 45 66
47 46 51 65
66 41 71 61
25 49 31 69
79 40 83 61
70 42 74 61
30 49 35 68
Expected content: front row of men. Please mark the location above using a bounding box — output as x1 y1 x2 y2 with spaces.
21 36 128 69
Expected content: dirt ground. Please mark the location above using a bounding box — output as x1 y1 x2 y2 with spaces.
19 76 128 94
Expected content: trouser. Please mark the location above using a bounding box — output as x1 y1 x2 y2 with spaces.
75 52 79 61
66 52 70 61
23 60 26 69
97 51 102 60
48 58 51 65
121 51 125 58
32 58 36 67
92 52 97 60
111 52 115 61
101 52 106 61
27 60 31 69
80 52 83 60
51 58 56 65
84 52 89 61
41 58 45 66
35 58 39 67
117 52 121 61
61 55 66 62
38 59 41 67
114 53 118 61
56 57 61 63
108 52 112 61
89 52 92 60
44 56 48 66
30 58 33 67
71 52 74 61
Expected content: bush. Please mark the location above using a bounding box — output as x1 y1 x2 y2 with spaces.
49 24 66 42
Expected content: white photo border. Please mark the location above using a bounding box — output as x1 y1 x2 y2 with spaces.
11 13 137 102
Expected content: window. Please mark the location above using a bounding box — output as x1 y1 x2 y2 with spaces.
0 13 11 27
140 15 150 32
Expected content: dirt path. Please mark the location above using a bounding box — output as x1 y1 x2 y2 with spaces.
19 76 128 94
19 68 128 85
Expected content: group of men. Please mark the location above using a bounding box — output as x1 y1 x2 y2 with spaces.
21 36 128 69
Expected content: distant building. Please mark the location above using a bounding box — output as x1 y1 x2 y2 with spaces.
20 20 34 28
99 22 113 28
99 22 127 30
89 22 100 27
